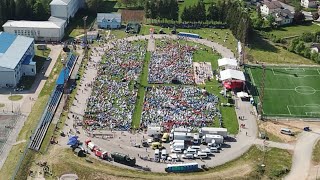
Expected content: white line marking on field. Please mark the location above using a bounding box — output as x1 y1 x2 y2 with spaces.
248 68 256 86
317 69 320 75
287 105 292 115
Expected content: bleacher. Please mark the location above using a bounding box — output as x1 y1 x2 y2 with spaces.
29 52 78 151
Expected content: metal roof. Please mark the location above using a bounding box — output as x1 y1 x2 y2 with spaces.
2 20 64 29
0 32 34 70
0 32 16 54
50 0 70 5
97 13 121 23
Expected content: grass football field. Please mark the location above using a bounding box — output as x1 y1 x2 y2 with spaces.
246 65 320 118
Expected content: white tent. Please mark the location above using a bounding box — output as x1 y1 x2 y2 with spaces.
218 58 238 69
220 69 245 81
237 91 249 98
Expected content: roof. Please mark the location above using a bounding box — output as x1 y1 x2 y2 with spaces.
263 0 282 9
50 0 71 5
218 58 238 67
2 20 64 29
220 69 245 81
311 43 320 50
97 13 121 23
0 32 34 69
48 16 67 27
271 9 294 21
0 32 16 54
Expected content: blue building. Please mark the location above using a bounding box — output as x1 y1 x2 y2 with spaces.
97 13 121 29
0 32 36 87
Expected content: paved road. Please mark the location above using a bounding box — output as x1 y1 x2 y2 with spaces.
285 131 320 180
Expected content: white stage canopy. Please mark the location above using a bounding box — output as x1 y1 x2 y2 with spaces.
220 69 245 81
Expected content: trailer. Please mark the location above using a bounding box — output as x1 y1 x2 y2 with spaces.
202 134 224 144
147 126 163 137
171 142 185 150
200 127 228 137
170 127 190 133
111 152 136 166
165 162 199 173
170 132 193 141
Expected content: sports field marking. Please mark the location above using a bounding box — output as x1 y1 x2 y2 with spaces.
271 68 320 77
295 86 317 95
287 105 292 115
306 112 320 116
284 68 305 72
248 68 256 86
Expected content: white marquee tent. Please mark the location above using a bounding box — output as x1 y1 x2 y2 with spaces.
218 58 238 69
220 69 245 81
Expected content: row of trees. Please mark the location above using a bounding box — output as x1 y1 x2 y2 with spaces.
0 0 51 28
288 39 320 63
145 0 179 22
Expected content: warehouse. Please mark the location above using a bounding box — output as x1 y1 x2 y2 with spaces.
0 32 36 87
2 18 66 42
97 13 122 29
50 0 85 23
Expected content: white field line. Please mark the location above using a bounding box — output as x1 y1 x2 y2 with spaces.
248 68 256 86
317 69 320 75
287 105 292 115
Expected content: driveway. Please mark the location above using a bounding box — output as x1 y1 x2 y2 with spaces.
285 131 320 180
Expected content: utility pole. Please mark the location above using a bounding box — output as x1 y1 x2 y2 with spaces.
258 64 266 120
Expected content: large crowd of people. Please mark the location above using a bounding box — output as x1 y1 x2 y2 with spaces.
148 41 195 84
141 86 220 129
84 40 147 131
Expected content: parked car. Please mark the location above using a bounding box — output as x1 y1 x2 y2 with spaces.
46 57 52 61
209 147 220 153
201 148 213 155
182 153 194 159
280 128 294 136
171 148 182 153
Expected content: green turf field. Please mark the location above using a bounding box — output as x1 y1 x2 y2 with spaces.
247 65 320 118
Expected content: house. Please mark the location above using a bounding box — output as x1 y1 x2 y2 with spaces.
97 13 122 29
271 9 294 26
0 32 36 87
301 0 318 8
260 0 283 15
310 43 320 53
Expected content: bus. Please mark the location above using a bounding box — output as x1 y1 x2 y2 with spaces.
165 162 199 173
177 32 200 39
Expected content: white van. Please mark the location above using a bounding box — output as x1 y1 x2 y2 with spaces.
195 152 208 159
280 128 294 136
189 146 201 151
184 148 197 154
161 149 167 159
155 149 160 158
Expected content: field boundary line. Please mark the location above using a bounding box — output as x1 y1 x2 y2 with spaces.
317 69 320 75
263 88 294 91
248 68 256 86
284 68 305 71
287 105 292 115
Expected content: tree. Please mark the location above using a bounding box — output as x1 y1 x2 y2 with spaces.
169 0 179 21
196 0 206 23
86 0 104 13
266 15 276 28
293 11 305 24
15 0 28 19
294 41 306 55
145 0 151 19
207 3 219 22
303 48 311 59
288 38 299 52
181 6 188 22
312 12 319 20
311 51 319 62
33 1 47 20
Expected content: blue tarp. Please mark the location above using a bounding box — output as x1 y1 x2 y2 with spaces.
67 135 79 146
56 68 70 85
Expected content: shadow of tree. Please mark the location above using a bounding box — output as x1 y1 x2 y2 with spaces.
248 31 278 53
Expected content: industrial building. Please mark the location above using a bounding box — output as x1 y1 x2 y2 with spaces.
2 0 85 41
50 0 85 23
0 32 36 87
2 18 66 41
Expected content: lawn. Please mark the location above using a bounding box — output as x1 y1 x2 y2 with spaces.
265 23 320 39
8 95 23 101
131 52 150 128
247 33 316 65
45 145 291 179
312 140 320 164
246 65 320 118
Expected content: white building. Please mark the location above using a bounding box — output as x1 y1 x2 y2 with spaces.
260 0 283 15
2 18 66 41
271 9 294 26
50 0 85 23
301 0 318 8
0 32 36 87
